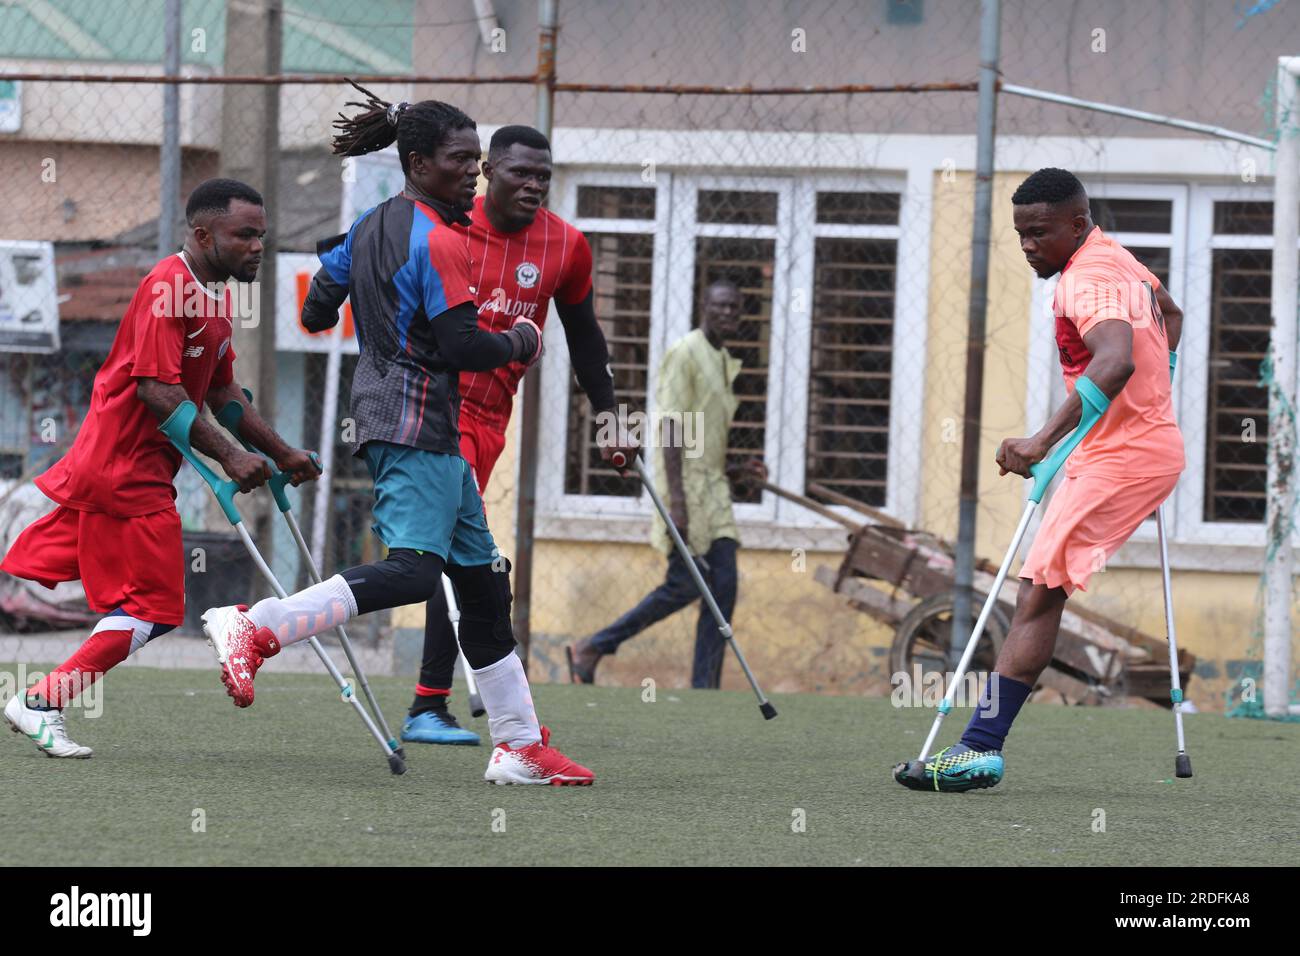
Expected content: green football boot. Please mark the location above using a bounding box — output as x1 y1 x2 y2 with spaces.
893 743 1004 792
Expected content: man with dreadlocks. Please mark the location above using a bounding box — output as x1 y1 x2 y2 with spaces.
202 86 595 785
399 124 636 747
893 168 1184 793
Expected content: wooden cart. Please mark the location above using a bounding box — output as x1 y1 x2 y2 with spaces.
766 481 1194 706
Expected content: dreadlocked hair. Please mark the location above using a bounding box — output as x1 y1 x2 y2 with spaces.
331 80 476 175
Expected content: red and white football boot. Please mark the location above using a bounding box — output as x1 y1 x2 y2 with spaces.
201 604 280 708
484 725 595 786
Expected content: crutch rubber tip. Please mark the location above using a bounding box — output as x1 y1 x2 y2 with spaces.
470 694 485 718
760 701 778 720
388 755 407 775
1175 754 1193 779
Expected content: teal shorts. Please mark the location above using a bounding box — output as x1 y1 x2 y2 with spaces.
362 441 499 567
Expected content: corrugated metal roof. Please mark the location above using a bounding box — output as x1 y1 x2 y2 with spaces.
0 0 413 72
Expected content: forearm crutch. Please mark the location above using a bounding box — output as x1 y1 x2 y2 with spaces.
611 452 777 720
214 393 404 760
915 377 1110 761
159 400 406 776
442 575 485 717
1160 350 1192 778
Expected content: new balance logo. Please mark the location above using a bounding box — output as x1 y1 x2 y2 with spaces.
183 345 204 358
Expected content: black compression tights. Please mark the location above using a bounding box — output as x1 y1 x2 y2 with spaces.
341 549 516 668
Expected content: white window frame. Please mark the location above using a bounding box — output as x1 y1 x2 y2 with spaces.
1178 183 1287 547
535 167 928 545
783 173 922 528
537 169 672 521
665 172 795 526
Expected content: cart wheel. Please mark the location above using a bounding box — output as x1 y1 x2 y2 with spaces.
888 593 1010 682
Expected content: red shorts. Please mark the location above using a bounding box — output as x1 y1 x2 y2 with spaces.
458 414 508 495
0 504 185 625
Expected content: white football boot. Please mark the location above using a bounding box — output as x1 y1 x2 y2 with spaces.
4 694 93 758
484 726 594 786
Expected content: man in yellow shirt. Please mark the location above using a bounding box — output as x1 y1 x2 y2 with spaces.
566 280 766 688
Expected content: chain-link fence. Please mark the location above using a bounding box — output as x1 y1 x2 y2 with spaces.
1 0 1297 714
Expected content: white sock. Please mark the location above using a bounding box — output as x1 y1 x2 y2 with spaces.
245 574 357 648
472 651 541 749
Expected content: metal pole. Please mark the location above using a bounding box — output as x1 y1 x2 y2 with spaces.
1000 83 1277 151
1264 57 1299 718
254 1 283 562
311 166 354 572
510 0 558 671
157 0 182 258
951 0 1001 668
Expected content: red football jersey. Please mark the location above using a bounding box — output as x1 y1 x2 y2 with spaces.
456 195 593 429
36 253 237 517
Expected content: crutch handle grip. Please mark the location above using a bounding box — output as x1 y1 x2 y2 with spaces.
215 391 300 514
1027 375 1110 504
158 400 243 525
1169 350 1177 382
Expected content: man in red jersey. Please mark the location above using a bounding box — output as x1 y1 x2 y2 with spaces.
1 179 319 758
400 125 634 745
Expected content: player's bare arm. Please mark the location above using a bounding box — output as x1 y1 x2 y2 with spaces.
1155 283 1183 352
135 377 270 493
996 319 1134 478
204 380 322 486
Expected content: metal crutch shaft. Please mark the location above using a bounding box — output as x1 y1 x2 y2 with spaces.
1157 506 1192 778
214 392 403 758
281 507 403 757
231 522 404 773
1160 350 1192 778
915 376 1111 762
159 400 405 775
613 452 777 719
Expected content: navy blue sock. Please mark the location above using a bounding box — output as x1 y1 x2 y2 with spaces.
959 673 1033 752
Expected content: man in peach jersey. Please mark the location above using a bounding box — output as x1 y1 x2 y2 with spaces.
896 168 1185 792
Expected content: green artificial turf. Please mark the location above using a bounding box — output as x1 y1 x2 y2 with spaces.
1 663 1295 866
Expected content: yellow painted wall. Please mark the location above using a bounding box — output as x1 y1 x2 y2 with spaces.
395 170 1276 713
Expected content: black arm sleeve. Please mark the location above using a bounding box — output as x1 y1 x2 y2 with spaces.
432 301 535 371
555 290 616 412
301 265 348 333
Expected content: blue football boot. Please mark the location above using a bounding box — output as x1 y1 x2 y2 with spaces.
893 743 1004 792
401 709 481 746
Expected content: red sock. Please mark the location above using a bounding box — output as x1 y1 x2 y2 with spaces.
27 628 133 708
